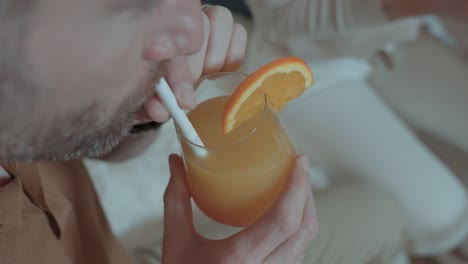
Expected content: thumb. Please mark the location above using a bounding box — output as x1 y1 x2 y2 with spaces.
163 154 195 243
186 12 210 81
228 155 311 261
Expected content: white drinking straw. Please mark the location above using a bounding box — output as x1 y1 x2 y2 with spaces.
154 78 207 157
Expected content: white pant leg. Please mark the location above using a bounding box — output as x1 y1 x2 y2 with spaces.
281 59 468 255
303 183 405 264
369 30 468 155
388 253 411 264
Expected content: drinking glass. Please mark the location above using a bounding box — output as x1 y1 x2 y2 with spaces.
176 72 296 228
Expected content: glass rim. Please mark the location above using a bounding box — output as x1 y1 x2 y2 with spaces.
176 72 271 150
193 71 248 89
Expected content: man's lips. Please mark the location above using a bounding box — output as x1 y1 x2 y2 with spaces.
133 106 153 124
130 103 165 135
131 88 157 125
131 94 170 127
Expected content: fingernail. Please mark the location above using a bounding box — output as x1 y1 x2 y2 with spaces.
180 83 197 109
297 155 311 173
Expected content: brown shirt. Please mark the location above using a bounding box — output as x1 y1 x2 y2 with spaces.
0 161 133 264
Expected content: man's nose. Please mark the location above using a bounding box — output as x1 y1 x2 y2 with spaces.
143 0 204 62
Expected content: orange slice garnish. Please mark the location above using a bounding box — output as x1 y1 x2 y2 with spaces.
222 56 314 133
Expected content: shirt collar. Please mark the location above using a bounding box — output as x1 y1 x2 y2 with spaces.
0 162 47 231
0 162 65 238
0 172 22 230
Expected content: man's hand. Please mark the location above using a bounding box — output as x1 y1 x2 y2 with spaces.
162 155 318 264
100 6 247 162
145 5 248 122
383 0 468 21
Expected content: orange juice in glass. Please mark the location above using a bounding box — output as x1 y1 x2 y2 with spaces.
176 72 296 227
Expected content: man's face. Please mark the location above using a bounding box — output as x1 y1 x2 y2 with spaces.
2 0 203 160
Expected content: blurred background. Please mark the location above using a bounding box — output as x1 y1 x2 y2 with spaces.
86 1 468 264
